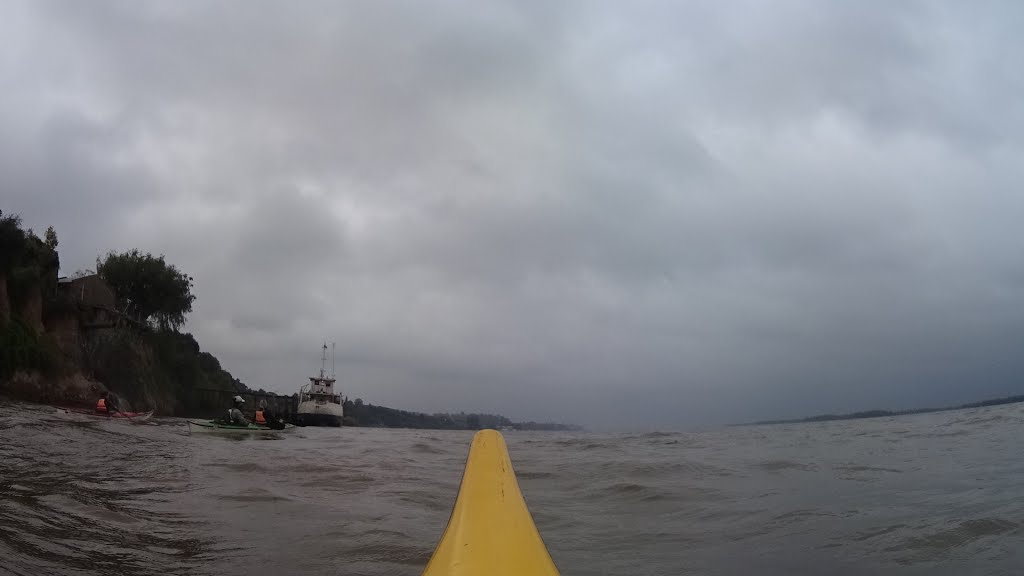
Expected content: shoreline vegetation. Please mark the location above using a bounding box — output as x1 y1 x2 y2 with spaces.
742 394 1024 426
340 400 582 431
0 210 579 431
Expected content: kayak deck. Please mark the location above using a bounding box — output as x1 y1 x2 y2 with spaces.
54 407 154 422
423 429 559 576
186 420 295 434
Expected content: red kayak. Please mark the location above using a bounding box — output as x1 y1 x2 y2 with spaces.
54 407 155 422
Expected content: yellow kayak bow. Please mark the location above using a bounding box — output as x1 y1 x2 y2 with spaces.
423 429 560 576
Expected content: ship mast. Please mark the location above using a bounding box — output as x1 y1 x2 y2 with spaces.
320 342 328 379
331 342 336 379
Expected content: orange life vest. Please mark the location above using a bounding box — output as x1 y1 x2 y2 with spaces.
255 410 267 425
96 398 107 413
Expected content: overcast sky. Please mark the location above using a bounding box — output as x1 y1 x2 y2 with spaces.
3 1 1023 429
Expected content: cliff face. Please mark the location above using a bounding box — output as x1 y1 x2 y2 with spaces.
0 281 104 406
81 328 165 411
0 217 250 414
17 284 44 333
0 279 244 415
2 371 103 407
0 274 9 322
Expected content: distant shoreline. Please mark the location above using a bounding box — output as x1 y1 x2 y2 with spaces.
739 394 1024 426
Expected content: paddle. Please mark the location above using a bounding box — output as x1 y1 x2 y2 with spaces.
108 397 140 422
103 406 130 420
119 405 152 423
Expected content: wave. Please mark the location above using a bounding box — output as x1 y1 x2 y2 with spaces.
906 429 970 439
517 470 556 480
554 438 610 450
834 464 902 474
753 459 816 472
638 431 677 439
0 481 210 576
944 414 1010 427
207 461 269 473
884 518 1021 560
410 442 444 454
850 523 907 542
341 541 434 567
770 508 836 523
217 488 291 503
604 482 670 501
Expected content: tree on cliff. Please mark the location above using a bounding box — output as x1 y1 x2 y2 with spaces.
0 211 59 312
96 250 196 331
0 211 24 322
44 226 58 250
0 212 25 274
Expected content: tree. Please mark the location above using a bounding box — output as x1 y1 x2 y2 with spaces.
96 249 196 331
0 212 59 305
0 211 26 274
44 226 58 249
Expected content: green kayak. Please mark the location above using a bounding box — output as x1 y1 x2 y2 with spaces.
186 419 295 435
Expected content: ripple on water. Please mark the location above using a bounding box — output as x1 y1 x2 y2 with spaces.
884 518 1021 563
553 438 610 450
217 488 291 503
834 464 903 474
517 470 557 480
753 459 818 472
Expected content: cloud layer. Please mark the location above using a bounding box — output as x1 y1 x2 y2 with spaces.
4 0 1024 428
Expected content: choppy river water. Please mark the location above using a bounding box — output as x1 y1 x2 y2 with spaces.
1 400 1022 575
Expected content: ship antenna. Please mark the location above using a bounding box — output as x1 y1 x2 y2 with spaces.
321 342 327 379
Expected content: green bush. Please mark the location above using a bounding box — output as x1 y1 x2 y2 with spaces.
0 318 57 378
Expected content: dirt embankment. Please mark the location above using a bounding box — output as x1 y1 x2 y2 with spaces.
1 371 105 407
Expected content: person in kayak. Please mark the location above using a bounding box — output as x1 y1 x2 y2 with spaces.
255 399 269 425
95 391 120 416
255 399 286 430
227 396 249 425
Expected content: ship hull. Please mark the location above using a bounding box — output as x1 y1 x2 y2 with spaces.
296 400 344 427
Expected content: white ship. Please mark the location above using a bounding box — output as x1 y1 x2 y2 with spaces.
296 343 344 427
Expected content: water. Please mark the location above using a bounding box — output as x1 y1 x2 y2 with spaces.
1 401 1023 575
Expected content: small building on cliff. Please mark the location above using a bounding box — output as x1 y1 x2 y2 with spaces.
58 274 116 309
56 274 120 329
46 274 124 360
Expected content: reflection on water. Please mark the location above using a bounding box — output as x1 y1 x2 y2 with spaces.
2 401 1023 575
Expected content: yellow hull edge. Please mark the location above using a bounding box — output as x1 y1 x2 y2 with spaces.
423 429 560 576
